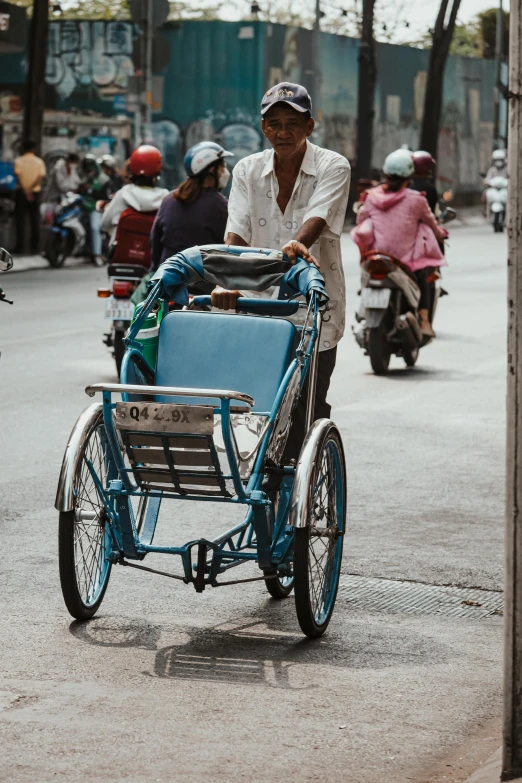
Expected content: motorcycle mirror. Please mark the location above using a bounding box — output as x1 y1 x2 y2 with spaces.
442 189 454 203
0 248 13 272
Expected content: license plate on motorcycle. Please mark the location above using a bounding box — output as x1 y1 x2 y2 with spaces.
104 297 135 321
361 288 391 309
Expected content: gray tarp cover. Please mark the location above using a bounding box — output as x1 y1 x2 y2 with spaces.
150 245 328 305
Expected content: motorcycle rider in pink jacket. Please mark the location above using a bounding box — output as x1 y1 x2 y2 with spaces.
352 149 447 338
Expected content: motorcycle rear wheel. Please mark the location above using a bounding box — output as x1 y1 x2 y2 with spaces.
493 212 504 233
368 325 391 375
46 233 72 268
403 345 419 367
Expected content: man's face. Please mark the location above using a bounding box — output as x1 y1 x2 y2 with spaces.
262 105 314 159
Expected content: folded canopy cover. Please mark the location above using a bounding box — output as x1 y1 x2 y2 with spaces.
150 244 328 305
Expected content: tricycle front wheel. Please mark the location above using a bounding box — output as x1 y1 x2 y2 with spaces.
292 421 346 638
58 413 113 620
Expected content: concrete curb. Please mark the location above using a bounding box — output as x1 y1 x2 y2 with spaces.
7 255 95 274
464 748 522 783
9 254 49 273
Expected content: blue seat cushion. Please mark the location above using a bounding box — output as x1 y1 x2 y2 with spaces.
155 311 299 412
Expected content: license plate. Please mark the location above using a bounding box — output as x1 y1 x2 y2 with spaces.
105 297 135 321
115 402 214 434
361 288 391 309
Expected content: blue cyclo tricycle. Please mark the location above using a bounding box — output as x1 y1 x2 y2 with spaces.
56 245 346 638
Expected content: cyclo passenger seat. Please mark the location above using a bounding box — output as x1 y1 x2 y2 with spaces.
111 208 157 269
118 311 300 498
155 310 299 413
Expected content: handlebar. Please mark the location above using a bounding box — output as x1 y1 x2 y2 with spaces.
191 295 301 316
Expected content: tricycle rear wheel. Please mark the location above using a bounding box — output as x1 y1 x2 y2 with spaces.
58 413 113 620
293 422 346 638
264 571 294 599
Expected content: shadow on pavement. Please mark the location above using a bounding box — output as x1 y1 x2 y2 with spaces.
69 604 441 689
367 366 465 381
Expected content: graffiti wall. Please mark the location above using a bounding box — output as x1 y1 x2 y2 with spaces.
0 19 498 194
46 21 135 101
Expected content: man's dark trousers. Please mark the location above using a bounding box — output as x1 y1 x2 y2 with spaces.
14 190 41 254
283 346 337 463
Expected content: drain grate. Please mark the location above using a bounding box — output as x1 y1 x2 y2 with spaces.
337 575 503 619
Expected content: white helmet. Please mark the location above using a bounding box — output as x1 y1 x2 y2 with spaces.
492 149 506 162
100 154 117 169
383 149 414 178
184 142 233 177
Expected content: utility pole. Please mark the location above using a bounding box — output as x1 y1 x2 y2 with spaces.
503 0 522 778
312 0 321 120
493 0 504 149
143 0 153 142
23 0 49 152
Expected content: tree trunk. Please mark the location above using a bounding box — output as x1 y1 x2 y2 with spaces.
356 0 377 180
419 0 462 158
23 0 49 153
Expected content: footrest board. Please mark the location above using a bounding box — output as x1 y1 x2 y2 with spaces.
119 430 231 498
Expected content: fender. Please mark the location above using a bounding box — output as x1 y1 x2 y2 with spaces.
51 226 68 238
55 402 103 512
365 308 387 328
288 419 341 529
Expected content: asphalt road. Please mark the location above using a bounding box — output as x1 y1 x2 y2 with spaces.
0 224 506 782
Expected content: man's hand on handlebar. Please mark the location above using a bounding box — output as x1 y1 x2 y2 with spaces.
281 239 320 268
211 286 241 310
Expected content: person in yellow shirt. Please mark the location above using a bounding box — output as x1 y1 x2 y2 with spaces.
13 139 46 255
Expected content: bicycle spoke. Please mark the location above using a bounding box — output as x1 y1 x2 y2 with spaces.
72 427 110 606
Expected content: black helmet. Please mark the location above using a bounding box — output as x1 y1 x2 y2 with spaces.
82 153 98 172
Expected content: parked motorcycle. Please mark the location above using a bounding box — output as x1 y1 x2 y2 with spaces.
353 212 455 375
485 176 508 232
44 193 92 268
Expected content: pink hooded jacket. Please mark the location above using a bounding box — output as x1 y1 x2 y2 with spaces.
351 185 447 272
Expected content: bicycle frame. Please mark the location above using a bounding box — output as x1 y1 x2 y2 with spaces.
76 281 324 591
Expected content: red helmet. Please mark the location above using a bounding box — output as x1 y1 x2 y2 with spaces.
129 145 162 177
412 150 435 177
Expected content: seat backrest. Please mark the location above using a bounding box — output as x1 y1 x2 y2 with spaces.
112 208 157 268
155 311 299 412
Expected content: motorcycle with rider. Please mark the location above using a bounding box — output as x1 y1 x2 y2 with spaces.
97 141 232 376
483 149 508 233
351 148 451 374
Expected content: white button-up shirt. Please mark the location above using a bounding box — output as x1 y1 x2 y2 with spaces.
225 140 351 351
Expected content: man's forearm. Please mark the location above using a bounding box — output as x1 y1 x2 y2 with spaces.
225 232 248 246
293 217 326 249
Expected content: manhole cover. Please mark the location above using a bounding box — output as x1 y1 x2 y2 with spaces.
337 575 502 618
